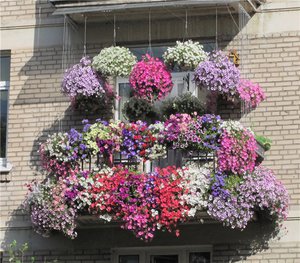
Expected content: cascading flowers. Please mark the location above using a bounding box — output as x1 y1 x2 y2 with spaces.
194 50 240 97
61 57 107 111
237 79 266 108
217 120 257 174
163 40 207 71
92 46 137 77
129 54 173 102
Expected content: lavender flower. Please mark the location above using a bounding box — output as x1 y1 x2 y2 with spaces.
62 57 105 98
194 50 240 97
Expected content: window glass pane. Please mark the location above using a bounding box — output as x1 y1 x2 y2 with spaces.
150 255 178 263
119 255 139 263
0 90 8 158
118 83 132 121
0 56 11 82
130 41 215 62
189 252 210 263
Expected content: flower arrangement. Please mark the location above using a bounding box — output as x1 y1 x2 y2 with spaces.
161 92 205 118
89 165 209 240
194 50 240 97
237 79 266 108
26 115 289 241
217 120 257 174
61 57 107 111
129 54 173 102
62 57 105 98
177 114 222 152
122 97 161 124
120 121 166 160
92 46 137 77
24 177 78 239
163 113 192 143
163 40 207 71
208 166 289 229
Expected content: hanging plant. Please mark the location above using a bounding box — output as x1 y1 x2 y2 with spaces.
163 40 207 71
161 92 205 119
92 46 137 77
217 120 257 174
61 57 109 112
194 50 240 98
122 97 161 124
129 54 173 103
237 79 266 108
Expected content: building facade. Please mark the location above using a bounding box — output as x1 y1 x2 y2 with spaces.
0 0 300 262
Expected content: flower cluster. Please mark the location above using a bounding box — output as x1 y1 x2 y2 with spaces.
120 121 166 160
62 57 105 99
92 46 137 77
207 166 289 229
217 121 257 174
89 166 196 240
163 113 192 143
179 114 222 152
237 79 266 108
129 55 173 102
163 40 207 71
83 119 122 156
24 177 78 239
240 166 289 222
194 50 240 97
28 115 289 241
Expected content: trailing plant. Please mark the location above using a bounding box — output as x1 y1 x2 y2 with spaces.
122 97 161 124
217 120 257 174
129 54 173 102
194 50 240 98
92 46 137 77
163 40 207 71
61 57 110 112
238 79 266 108
255 134 272 151
161 92 205 119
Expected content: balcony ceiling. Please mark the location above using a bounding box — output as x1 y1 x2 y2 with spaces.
50 0 263 23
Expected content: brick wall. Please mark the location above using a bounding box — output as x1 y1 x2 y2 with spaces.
233 32 300 208
1 1 300 261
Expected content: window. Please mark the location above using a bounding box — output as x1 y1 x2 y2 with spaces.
0 51 11 170
113 246 212 263
115 41 213 121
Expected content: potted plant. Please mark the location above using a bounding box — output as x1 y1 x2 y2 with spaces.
92 46 137 77
129 54 173 103
61 57 109 113
163 40 207 71
194 50 240 99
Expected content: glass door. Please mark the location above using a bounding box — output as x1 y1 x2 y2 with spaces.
150 255 179 263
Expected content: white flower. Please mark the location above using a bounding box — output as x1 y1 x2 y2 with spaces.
163 40 207 71
92 46 136 77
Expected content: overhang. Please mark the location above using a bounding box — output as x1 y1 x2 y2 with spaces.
49 0 263 16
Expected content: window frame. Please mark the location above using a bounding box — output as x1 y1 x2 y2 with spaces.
0 51 12 172
115 72 199 122
112 245 212 263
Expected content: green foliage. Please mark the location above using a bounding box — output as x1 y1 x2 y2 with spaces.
224 174 243 195
255 134 272 151
6 240 58 263
122 97 161 124
161 92 205 119
7 240 34 263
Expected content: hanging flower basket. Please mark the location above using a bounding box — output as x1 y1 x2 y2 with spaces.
25 116 289 241
92 46 137 77
61 57 109 113
163 40 207 71
237 79 266 108
194 50 240 98
129 54 173 103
